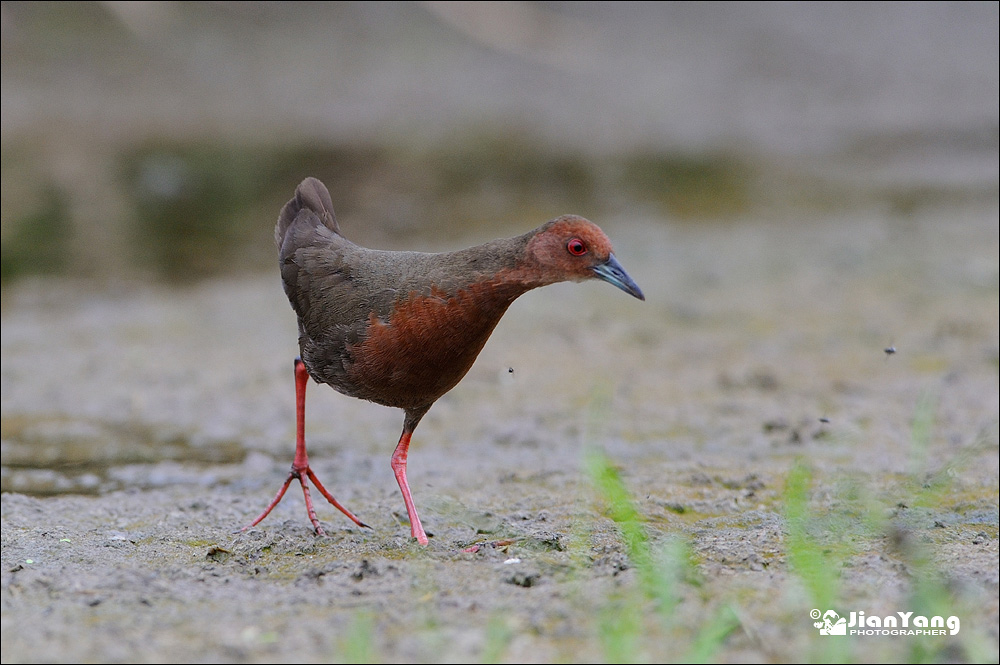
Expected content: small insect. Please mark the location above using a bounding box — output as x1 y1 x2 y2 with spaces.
884 346 896 356
819 417 830 424
508 367 514 373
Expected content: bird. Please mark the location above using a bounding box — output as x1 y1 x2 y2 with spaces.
245 177 644 544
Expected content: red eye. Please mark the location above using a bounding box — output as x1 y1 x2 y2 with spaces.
567 238 587 256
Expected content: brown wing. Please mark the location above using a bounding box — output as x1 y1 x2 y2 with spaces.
276 179 380 391
275 177 536 407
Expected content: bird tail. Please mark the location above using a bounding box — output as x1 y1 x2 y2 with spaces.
275 177 341 248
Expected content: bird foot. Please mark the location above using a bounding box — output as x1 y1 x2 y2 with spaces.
243 465 369 536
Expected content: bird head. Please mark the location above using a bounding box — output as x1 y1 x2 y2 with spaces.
525 215 645 301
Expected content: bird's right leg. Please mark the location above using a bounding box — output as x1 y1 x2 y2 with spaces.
243 358 368 536
391 408 431 545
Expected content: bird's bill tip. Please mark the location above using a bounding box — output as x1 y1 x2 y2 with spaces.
592 254 645 301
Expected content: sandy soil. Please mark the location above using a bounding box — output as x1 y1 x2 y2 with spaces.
2 204 998 662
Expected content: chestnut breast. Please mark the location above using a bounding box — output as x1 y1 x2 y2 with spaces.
286 236 533 411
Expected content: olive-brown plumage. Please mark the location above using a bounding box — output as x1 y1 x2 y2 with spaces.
246 177 644 543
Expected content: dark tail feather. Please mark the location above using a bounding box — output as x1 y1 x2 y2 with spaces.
275 177 340 247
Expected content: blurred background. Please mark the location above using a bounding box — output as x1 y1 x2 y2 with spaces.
2 6 998 661
3 1 997 283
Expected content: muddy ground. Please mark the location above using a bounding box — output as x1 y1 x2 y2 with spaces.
2 201 997 663
2 3 998 662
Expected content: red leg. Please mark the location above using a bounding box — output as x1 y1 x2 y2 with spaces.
243 358 367 535
391 409 430 545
